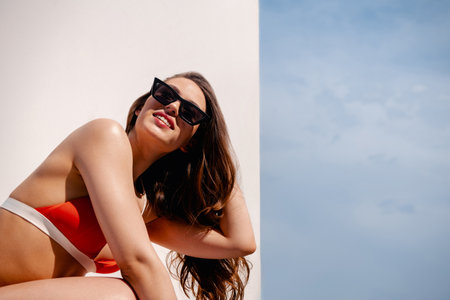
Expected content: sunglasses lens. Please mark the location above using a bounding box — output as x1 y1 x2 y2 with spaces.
153 82 175 105
180 103 205 125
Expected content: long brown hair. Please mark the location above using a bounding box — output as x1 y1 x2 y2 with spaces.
126 72 251 300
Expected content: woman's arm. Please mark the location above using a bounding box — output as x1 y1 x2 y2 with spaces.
146 185 256 259
71 119 176 300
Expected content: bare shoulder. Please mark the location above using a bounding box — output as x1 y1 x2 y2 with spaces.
66 118 132 161
75 118 126 139
70 118 127 143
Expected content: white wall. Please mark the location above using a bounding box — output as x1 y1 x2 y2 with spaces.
0 1 260 299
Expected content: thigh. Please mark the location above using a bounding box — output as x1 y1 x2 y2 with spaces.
0 277 137 300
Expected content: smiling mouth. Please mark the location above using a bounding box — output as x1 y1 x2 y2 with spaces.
154 114 173 129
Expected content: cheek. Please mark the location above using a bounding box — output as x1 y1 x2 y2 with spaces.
144 98 157 110
179 124 199 144
181 125 195 139
141 96 162 111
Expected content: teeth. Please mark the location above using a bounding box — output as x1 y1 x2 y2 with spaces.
156 115 171 128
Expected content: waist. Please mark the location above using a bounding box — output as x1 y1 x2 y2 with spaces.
1 197 104 273
0 207 86 285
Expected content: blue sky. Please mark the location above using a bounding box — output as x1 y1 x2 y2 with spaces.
260 0 450 299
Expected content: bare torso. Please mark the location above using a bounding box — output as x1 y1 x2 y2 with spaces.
0 125 151 286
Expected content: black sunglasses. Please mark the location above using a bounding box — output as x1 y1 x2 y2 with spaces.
150 77 209 126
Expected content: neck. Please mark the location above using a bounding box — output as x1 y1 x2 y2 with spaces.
128 129 168 181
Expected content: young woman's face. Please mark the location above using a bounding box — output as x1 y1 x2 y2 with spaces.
135 77 207 153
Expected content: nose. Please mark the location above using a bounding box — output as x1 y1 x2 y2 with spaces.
164 100 181 117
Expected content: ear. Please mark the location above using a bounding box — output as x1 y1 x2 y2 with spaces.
135 109 141 116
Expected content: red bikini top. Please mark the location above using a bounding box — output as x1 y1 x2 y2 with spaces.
36 197 119 273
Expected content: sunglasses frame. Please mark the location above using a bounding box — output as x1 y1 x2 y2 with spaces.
150 77 210 126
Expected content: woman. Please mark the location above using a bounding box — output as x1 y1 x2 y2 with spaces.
0 72 256 299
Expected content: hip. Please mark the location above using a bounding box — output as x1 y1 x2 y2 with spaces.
0 208 86 286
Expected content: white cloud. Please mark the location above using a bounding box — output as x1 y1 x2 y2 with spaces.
411 84 428 93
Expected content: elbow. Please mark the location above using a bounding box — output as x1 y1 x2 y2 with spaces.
236 237 257 256
245 239 257 256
